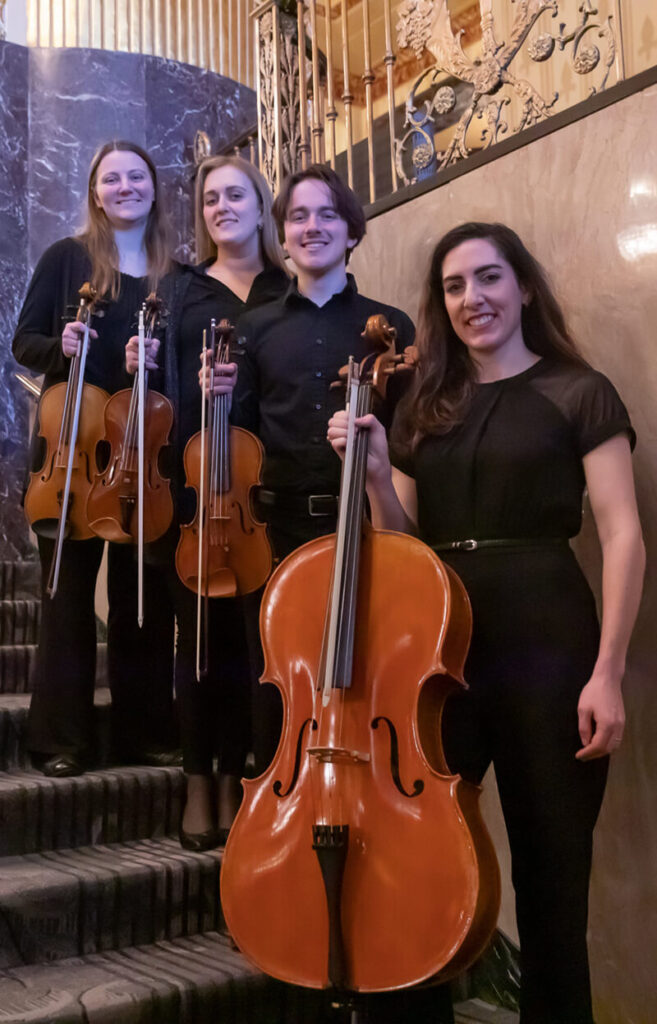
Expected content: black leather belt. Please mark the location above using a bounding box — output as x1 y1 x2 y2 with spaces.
431 538 567 552
257 489 338 518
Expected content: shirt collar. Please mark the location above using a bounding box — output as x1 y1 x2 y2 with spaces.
283 273 359 307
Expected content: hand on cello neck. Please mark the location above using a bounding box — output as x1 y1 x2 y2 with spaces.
327 409 391 488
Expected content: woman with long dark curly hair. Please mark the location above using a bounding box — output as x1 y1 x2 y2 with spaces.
329 222 644 1023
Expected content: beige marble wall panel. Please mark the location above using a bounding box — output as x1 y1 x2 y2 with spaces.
350 83 657 1024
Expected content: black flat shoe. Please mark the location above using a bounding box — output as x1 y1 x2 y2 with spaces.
38 754 85 778
178 826 222 852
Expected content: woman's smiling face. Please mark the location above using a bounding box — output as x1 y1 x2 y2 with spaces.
441 237 529 360
93 149 155 230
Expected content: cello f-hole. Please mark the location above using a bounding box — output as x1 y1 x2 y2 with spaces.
371 716 424 798
272 717 316 798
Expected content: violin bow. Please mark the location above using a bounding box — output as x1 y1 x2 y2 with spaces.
136 305 146 627
196 325 211 682
47 283 96 598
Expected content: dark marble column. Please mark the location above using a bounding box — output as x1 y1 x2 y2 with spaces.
0 41 30 559
27 47 148 267
145 56 256 263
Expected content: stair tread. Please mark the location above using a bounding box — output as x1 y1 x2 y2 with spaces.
0 762 184 856
0 834 220 890
0 930 266 1023
0 837 222 967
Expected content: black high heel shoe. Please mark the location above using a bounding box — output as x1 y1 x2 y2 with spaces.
178 824 222 852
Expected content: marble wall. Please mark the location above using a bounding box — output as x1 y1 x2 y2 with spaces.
0 40 256 558
0 42 29 560
351 81 657 1024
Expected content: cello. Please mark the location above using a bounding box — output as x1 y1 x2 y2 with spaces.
24 283 108 597
221 315 500 993
175 318 272 677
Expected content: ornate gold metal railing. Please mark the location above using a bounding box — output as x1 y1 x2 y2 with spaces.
251 0 653 203
18 1 656 205
27 0 256 88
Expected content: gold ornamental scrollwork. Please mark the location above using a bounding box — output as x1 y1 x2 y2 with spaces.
255 3 306 192
394 0 618 188
257 9 278 190
0 0 7 41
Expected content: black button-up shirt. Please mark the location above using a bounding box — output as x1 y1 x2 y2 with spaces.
231 275 414 494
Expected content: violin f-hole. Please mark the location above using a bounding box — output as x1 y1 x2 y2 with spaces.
371 716 424 798
232 500 255 536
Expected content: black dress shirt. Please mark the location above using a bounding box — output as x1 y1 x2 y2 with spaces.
231 275 415 495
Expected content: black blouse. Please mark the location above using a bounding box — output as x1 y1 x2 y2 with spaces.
392 358 634 547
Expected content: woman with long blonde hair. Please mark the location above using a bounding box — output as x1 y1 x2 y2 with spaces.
13 140 177 777
126 154 289 849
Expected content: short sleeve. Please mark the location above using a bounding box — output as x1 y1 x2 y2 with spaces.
567 370 636 455
388 403 417 478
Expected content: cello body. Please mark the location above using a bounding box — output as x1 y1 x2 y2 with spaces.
86 386 174 543
221 524 500 992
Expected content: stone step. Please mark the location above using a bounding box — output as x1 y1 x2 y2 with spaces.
0 837 224 967
0 930 336 1023
0 600 40 647
0 560 41 603
0 641 107 694
0 762 184 856
0 929 516 1023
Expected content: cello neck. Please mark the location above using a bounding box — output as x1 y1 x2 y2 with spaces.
319 368 373 705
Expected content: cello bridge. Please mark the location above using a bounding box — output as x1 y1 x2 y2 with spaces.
307 746 370 766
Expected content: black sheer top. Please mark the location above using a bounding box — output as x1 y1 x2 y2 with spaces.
391 359 634 547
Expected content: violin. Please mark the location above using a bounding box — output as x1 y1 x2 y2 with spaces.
175 318 272 676
86 293 173 546
24 283 109 596
221 316 500 993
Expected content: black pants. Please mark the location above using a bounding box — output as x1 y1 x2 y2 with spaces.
441 548 608 1024
165 568 251 777
28 536 176 761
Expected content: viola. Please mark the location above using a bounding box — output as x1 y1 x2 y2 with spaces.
86 293 173 546
175 318 272 675
221 315 500 993
24 283 109 596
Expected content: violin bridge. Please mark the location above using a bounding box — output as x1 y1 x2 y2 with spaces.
306 745 370 766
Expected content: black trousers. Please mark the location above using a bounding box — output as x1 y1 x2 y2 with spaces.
165 568 251 777
441 548 609 1024
28 536 176 760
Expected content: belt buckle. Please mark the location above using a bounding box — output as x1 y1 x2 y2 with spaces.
308 494 335 517
452 538 478 551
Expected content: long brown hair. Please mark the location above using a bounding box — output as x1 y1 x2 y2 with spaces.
194 155 287 273
394 222 589 453
78 140 172 300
